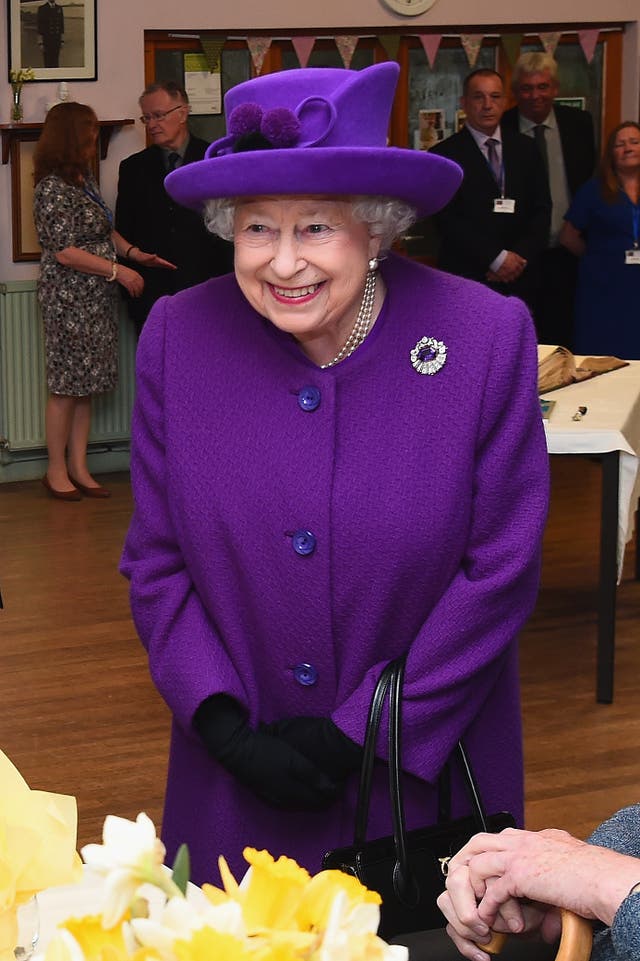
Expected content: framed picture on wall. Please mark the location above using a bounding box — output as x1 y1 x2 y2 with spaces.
7 0 97 81
554 96 587 111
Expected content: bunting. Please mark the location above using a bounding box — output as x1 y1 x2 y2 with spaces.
460 35 483 68
501 33 523 66
199 36 225 72
538 32 561 56
418 33 442 68
578 29 600 63
335 35 359 69
246 37 272 75
378 34 401 63
292 36 316 67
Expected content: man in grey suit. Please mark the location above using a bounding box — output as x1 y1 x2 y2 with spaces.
502 53 596 347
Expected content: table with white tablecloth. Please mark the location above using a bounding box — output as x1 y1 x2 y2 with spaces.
539 346 640 703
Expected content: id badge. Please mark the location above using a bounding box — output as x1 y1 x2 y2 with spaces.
625 249 640 265
493 197 516 214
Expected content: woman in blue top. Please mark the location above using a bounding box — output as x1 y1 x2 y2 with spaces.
560 121 640 359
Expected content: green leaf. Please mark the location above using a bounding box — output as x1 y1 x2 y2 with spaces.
171 843 191 895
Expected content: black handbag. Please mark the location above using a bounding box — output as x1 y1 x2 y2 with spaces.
322 658 516 940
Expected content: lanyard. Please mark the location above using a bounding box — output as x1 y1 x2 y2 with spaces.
631 202 640 249
83 183 113 227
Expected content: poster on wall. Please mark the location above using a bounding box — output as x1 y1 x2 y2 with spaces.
7 0 97 81
184 52 221 115
416 108 445 150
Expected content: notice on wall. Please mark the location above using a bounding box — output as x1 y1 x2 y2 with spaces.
184 52 221 115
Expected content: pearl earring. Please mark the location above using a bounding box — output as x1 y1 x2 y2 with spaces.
368 257 379 271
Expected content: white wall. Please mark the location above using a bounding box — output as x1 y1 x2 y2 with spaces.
2 0 639 281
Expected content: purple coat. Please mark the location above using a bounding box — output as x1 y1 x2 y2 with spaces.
121 253 549 885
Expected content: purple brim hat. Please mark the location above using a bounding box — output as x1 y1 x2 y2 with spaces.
166 61 462 218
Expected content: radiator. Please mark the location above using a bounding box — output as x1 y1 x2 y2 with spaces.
0 280 136 461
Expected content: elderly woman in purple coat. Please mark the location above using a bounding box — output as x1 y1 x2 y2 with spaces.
120 61 549 887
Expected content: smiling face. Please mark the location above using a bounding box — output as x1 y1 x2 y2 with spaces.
612 125 640 175
233 197 382 365
461 73 506 137
514 69 559 124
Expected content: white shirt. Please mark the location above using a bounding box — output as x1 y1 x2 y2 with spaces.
518 108 570 246
466 124 508 272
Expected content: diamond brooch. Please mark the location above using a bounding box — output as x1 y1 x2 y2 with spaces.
410 337 447 375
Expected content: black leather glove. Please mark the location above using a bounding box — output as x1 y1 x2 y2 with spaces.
194 694 340 810
263 717 362 782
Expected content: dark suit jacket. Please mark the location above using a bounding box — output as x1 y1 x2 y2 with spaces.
37 3 64 41
501 104 596 199
115 135 234 328
430 126 551 303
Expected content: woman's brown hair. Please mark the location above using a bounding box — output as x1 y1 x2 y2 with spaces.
33 101 99 187
599 121 640 203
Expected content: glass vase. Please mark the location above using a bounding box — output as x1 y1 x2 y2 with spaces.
14 896 39 961
11 88 23 123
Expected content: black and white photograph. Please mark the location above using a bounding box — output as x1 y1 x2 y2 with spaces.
7 0 96 81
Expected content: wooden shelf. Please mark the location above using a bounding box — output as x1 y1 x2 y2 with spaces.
0 118 135 165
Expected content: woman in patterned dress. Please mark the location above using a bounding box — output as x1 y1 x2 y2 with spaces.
33 101 174 500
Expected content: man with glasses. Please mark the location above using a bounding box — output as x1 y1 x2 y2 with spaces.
502 53 596 348
115 80 233 335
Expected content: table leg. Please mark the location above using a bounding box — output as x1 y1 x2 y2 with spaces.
597 451 619 704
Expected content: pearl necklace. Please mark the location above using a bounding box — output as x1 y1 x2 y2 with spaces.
320 269 377 369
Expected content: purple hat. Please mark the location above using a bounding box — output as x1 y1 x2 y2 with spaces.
165 62 462 217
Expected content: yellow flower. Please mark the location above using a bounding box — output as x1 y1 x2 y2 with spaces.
59 914 129 961
81 814 179 928
172 927 253 961
130 894 245 959
295 871 380 932
9 68 35 84
204 849 311 932
43 929 161 961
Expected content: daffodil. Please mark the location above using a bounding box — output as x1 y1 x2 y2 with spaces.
203 848 311 933
81 815 181 928
295 870 381 932
311 891 407 961
59 915 129 961
172 927 253 961
129 895 245 959
42 928 161 961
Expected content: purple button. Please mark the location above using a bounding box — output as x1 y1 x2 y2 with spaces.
292 530 316 556
298 386 321 412
293 663 318 686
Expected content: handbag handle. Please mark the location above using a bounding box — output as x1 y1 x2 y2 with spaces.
354 657 492 906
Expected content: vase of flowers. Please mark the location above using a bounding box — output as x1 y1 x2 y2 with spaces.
9 68 35 123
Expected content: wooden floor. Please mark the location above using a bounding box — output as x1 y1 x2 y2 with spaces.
0 458 638 851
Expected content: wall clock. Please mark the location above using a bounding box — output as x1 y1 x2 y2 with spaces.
380 0 436 15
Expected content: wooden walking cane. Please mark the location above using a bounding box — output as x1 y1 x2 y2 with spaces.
481 910 593 961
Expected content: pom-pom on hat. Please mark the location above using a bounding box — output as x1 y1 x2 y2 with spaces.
165 61 462 218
